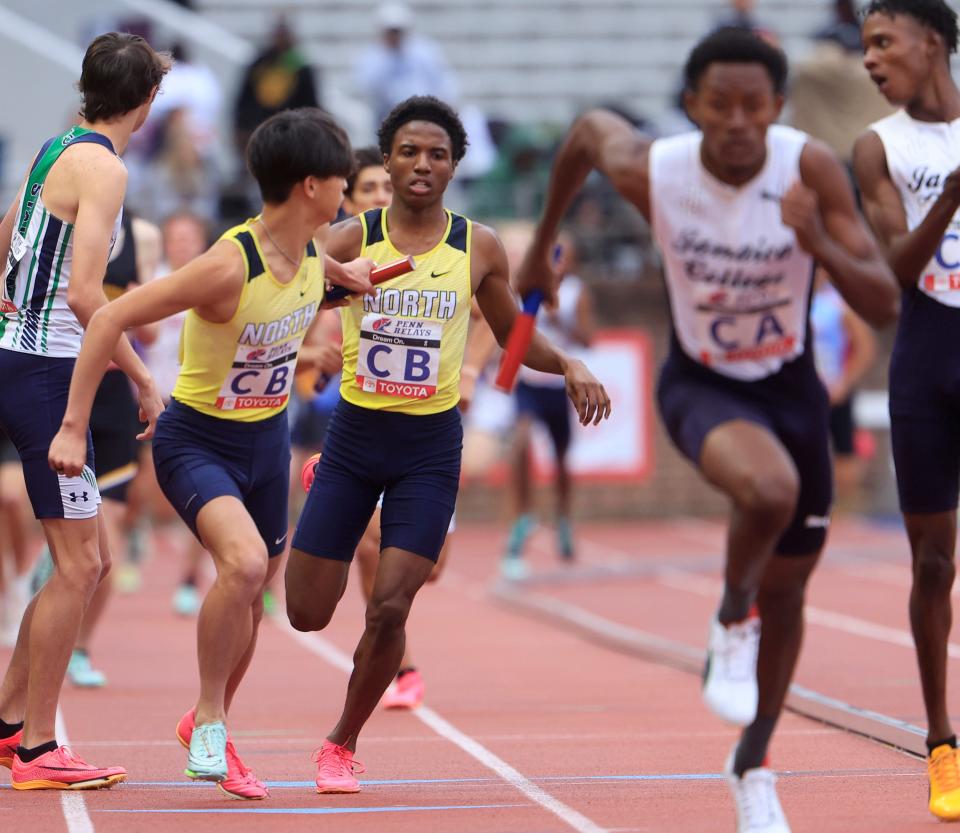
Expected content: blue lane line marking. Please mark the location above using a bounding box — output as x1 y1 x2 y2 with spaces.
0 768 919 792
96 803 527 815
53 768 917 790
0 768 920 793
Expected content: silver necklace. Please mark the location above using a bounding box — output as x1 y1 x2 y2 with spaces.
258 217 301 269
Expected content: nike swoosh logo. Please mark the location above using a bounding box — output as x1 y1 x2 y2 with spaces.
275 534 287 546
430 270 450 278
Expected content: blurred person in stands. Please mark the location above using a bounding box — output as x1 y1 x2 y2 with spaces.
234 18 320 156
790 0 893 173
713 0 779 45
136 108 219 224
354 3 459 130
502 228 595 580
148 42 221 157
138 212 213 617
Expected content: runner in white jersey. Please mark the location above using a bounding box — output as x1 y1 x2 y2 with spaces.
0 33 169 791
853 0 960 820
504 229 595 576
516 28 898 833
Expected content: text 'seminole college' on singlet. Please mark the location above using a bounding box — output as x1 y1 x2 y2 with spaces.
171 218 325 422
648 125 816 382
339 207 472 414
871 110 960 305
0 126 121 357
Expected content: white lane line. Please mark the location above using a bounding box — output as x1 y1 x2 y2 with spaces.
656 568 960 660
563 533 960 660
56 709 94 833
281 624 608 833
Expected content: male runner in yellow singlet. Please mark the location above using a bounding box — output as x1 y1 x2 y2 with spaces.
49 108 373 798
284 95 611 794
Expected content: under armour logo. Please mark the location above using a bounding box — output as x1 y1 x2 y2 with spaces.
68 491 89 503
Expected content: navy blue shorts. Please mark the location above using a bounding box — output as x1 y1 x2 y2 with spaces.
0 349 99 519
293 399 462 563
516 381 571 455
90 369 141 502
657 347 832 556
889 291 960 514
152 399 291 557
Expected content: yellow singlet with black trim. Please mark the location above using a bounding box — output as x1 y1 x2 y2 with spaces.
172 218 325 422
340 207 472 414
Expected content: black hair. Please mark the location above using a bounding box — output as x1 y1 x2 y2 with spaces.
864 0 959 53
377 96 468 163
684 27 788 94
345 146 385 197
246 108 353 204
79 32 172 122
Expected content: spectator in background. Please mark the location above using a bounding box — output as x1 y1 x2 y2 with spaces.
811 272 877 509
353 3 458 129
715 0 760 30
502 228 595 580
713 0 779 45
149 42 221 158
790 0 893 169
135 108 220 224
234 18 320 155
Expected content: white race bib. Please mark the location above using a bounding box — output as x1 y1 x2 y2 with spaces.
215 337 298 410
356 313 441 399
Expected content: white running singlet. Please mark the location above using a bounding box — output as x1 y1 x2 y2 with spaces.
870 109 960 307
649 125 815 381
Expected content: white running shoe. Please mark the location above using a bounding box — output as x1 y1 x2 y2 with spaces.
725 748 791 833
703 613 760 726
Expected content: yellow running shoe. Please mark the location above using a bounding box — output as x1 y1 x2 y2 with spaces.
929 744 960 820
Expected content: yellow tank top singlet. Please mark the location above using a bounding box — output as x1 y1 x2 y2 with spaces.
172 218 325 422
339 207 473 415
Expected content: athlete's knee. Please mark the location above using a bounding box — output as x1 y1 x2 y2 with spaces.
55 540 103 594
913 546 956 596
286 603 333 632
365 594 412 635
735 470 799 527
217 543 269 598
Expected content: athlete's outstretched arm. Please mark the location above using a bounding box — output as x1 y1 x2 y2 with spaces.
853 130 960 291
791 139 899 327
473 224 610 426
49 242 246 476
515 109 652 300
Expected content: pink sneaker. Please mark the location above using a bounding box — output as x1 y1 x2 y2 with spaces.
382 669 425 709
175 709 268 800
313 740 364 794
0 727 22 768
12 745 126 790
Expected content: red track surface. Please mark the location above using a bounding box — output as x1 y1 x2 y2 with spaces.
0 518 938 831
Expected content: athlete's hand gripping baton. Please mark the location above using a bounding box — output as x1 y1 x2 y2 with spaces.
325 255 417 301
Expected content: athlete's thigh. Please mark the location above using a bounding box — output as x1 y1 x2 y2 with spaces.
891 412 960 516
773 402 832 556
0 351 99 521
195 495 268 567
285 546 351 623
370 546 437 611
700 419 799 500
657 360 794 492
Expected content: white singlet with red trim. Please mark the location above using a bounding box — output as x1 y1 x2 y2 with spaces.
649 125 815 381
870 109 960 307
